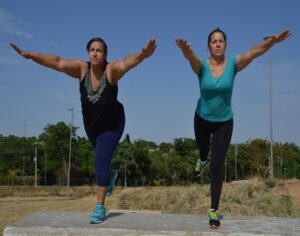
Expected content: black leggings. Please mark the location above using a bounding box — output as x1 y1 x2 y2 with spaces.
194 113 233 210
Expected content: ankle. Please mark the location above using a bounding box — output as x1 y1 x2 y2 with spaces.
209 208 218 212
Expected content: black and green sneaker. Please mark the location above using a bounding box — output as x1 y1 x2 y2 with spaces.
191 159 209 178
208 209 221 229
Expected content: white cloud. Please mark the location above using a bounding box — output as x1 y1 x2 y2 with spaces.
0 8 32 39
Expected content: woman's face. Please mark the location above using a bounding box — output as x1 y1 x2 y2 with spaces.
88 41 107 65
208 32 226 57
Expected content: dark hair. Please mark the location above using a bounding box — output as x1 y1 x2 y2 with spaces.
207 27 227 46
86 37 108 53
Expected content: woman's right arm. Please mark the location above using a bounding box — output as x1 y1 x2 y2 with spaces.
175 39 201 75
10 43 86 79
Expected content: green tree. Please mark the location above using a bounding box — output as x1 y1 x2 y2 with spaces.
280 143 300 179
132 140 153 185
159 142 173 153
72 136 94 183
112 135 137 185
244 139 269 178
174 138 197 157
0 135 37 177
148 150 167 185
39 122 77 186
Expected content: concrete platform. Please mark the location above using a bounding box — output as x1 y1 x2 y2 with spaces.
3 210 300 235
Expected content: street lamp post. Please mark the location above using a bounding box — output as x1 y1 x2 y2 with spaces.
33 141 43 188
263 36 274 180
67 107 74 188
34 145 37 187
44 154 47 186
281 148 283 179
124 159 127 187
235 144 238 181
22 156 25 185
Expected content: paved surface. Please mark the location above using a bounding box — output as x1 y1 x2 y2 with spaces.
3 210 300 235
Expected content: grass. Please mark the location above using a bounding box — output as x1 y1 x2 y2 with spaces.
220 178 298 217
1 178 299 233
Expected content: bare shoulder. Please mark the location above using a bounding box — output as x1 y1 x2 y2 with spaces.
106 60 120 70
73 59 87 69
105 63 118 85
236 53 252 72
77 60 88 81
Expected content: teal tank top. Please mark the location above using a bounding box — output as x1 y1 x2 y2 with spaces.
196 56 237 122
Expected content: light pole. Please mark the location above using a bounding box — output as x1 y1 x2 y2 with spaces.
235 144 238 181
44 154 47 186
263 36 273 180
33 141 43 187
34 146 37 187
186 164 189 184
67 107 74 188
124 159 127 187
280 148 283 180
22 156 25 185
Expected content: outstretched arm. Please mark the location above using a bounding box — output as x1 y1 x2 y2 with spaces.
175 39 201 75
108 39 156 83
237 30 292 71
10 43 86 79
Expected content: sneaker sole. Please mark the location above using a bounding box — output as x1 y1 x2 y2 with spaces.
90 217 105 224
90 220 104 224
209 224 219 229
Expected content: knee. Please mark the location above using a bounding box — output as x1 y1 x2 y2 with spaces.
210 162 224 176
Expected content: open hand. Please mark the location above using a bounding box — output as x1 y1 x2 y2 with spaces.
265 30 292 44
175 38 192 50
274 30 292 43
10 43 31 59
141 38 156 59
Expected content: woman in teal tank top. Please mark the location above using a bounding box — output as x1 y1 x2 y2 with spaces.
176 28 291 228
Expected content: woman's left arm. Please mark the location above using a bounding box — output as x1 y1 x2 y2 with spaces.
108 39 156 83
236 30 292 72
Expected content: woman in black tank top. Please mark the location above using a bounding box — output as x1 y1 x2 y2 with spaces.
10 37 156 224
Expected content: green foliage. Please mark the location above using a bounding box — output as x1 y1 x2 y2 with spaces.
173 138 197 157
112 136 137 180
153 179 164 186
0 135 37 176
72 137 94 176
39 122 77 185
159 142 172 153
1 125 300 186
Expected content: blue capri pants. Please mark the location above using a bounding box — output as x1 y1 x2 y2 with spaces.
94 121 125 186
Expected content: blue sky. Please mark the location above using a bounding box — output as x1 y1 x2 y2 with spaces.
0 0 300 146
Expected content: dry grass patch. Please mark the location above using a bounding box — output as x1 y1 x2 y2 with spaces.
1 178 300 234
114 185 211 214
221 178 298 217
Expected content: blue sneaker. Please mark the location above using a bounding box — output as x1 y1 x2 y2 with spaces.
106 169 118 197
89 203 106 224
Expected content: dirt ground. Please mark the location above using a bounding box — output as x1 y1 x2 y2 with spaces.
275 181 300 204
1 182 300 234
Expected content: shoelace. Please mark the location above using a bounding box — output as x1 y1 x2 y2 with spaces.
209 211 218 220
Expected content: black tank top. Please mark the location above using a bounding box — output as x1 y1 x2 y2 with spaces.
79 63 125 141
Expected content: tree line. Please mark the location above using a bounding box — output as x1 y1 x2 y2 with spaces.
1 121 300 186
